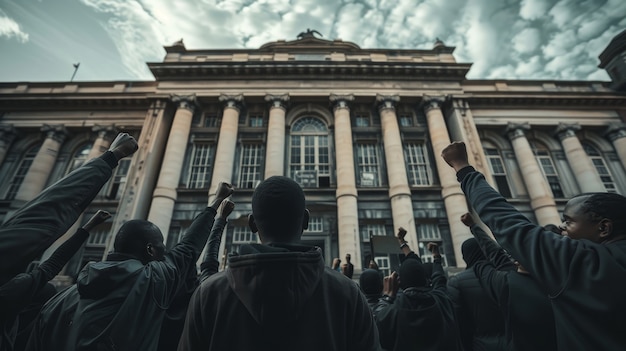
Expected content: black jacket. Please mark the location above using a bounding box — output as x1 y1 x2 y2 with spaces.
447 268 506 351
458 166 626 350
27 207 218 351
178 243 381 351
376 257 462 351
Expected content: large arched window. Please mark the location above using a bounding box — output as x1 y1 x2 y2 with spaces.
4 144 40 200
67 143 92 174
583 142 617 193
289 116 331 187
530 140 564 198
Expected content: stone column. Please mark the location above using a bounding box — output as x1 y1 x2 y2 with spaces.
14 124 68 203
377 95 419 251
330 94 361 271
555 123 606 193
208 94 243 204
606 122 626 172
423 98 470 267
148 95 197 239
0 124 17 167
506 123 561 226
106 99 172 256
264 94 289 178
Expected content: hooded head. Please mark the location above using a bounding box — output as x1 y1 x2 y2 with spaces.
359 269 383 297
461 238 485 268
249 176 309 243
399 259 428 289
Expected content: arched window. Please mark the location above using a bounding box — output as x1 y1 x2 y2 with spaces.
583 142 617 193
530 141 564 198
289 117 331 187
483 141 512 197
67 143 92 174
4 144 40 200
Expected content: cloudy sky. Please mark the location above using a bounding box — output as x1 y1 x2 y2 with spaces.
1 0 624 83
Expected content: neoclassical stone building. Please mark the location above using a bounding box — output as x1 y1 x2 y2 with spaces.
1 32 625 280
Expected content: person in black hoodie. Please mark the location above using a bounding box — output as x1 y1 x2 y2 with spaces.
376 240 462 351
26 182 234 351
0 210 111 351
442 141 626 350
178 176 380 351
447 237 507 351
462 212 556 351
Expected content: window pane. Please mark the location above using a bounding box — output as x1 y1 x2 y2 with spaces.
361 224 386 242
404 142 432 186
357 144 381 186
239 144 263 188
290 117 331 186
187 144 215 189
4 144 40 200
484 147 512 197
584 143 617 193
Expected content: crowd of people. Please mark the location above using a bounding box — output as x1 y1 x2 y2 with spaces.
0 134 625 350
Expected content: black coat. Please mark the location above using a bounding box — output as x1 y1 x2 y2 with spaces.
459 166 626 350
447 269 507 351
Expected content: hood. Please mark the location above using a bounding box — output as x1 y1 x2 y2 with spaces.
226 243 324 325
77 254 144 299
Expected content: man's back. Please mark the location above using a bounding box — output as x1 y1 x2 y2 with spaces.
178 243 380 351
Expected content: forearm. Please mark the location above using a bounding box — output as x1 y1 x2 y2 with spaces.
470 224 512 269
177 207 218 254
431 256 447 289
38 228 90 280
200 218 227 280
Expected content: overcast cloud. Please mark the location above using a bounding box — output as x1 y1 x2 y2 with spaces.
0 0 624 82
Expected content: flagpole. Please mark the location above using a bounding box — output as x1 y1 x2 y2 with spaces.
70 63 80 82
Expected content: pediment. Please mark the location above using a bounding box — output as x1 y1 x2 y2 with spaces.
259 37 362 53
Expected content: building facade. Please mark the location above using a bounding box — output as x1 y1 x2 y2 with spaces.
1 33 625 280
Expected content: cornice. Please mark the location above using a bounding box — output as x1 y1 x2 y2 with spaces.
0 94 153 110
147 61 471 81
463 93 626 107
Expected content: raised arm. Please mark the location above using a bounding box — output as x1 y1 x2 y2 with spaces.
397 227 421 262
200 199 235 281
461 212 514 270
442 141 580 294
427 242 446 290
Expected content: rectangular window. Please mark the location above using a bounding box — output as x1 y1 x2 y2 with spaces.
535 152 564 198
485 148 512 198
86 227 111 248
357 144 381 187
249 115 264 127
306 217 323 232
399 115 413 127
4 146 38 200
355 115 370 127
404 142 432 186
238 144 263 189
187 144 215 189
591 158 617 193
361 224 386 242
204 114 220 128
290 135 330 186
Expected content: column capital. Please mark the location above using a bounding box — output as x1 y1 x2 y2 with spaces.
265 93 290 110
170 94 197 112
605 122 626 141
505 122 531 140
422 96 445 112
41 124 68 143
92 124 118 140
0 124 18 144
219 93 244 111
375 94 400 111
554 123 581 141
330 94 354 111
